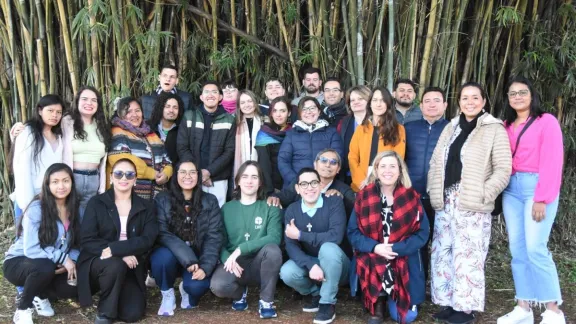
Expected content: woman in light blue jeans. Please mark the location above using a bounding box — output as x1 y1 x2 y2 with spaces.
498 76 565 324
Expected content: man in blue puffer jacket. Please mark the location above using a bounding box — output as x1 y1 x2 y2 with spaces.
403 86 449 280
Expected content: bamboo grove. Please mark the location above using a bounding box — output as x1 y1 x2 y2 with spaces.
0 0 575 245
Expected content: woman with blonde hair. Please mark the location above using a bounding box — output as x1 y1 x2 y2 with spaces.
348 151 429 323
233 90 264 178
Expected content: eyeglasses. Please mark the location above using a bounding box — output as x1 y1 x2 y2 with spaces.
112 171 136 180
507 90 530 98
317 156 339 166
301 106 318 113
178 170 198 177
202 90 220 95
324 88 341 93
223 88 237 93
298 180 320 189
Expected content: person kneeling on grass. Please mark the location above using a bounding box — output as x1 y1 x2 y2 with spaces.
280 168 349 324
4 164 80 324
209 161 283 319
151 160 223 316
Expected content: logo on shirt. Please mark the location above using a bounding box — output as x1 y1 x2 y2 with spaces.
255 216 263 230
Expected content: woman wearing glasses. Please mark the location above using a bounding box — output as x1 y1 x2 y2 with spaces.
496 77 566 324
233 90 265 178
108 96 173 200
348 86 406 192
151 161 223 316
77 159 158 324
278 96 343 187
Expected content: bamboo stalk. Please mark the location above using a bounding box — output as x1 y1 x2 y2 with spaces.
356 0 364 84
36 39 47 95
274 0 301 91
374 0 387 86
341 0 356 83
418 0 438 94
387 0 394 91
55 0 78 95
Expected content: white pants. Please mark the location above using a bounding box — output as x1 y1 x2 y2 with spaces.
202 180 228 207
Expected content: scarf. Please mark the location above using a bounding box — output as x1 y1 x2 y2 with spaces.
255 123 291 146
111 116 152 137
323 100 348 124
156 85 177 95
221 99 237 114
293 119 329 133
443 113 481 191
234 116 262 178
355 182 422 324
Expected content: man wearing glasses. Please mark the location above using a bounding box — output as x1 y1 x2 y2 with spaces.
177 81 236 207
292 67 325 106
280 167 348 324
141 64 193 119
321 77 348 126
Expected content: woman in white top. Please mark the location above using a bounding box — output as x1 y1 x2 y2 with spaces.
12 95 65 222
233 90 264 178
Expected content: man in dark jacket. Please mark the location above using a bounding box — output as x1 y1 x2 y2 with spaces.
141 64 193 119
404 86 449 279
176 81 236 207
393 79 422 124
321 77 348 126
147 92 184 166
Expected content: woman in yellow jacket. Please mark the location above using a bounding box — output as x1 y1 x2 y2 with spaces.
349 86 406 192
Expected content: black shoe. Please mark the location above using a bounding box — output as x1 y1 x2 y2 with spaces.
314 303 336 324
432 306 455 321
94 314 113 324
302 294 321 312
446 311 475 324
368 296 386 323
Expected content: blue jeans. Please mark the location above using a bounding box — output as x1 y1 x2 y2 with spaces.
503 172 562 304
388 299 418 323
280 242 349 304
73 172 100 219
150 247 211 306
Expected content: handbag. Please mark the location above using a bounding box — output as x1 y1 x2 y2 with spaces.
492 116 536 216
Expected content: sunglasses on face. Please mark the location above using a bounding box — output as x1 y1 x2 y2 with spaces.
112 171 136 180
317 156 339 166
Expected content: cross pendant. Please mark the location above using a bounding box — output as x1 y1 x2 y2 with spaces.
244 233 250 241
306 223 312 232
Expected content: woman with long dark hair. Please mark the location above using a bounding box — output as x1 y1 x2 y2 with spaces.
147 92 185 166
150 161 223 316
12 95 65 222
496 77 566 324
349 86 406 192
4 163 80 324
108 97 173 200
77 158 158 324
255 96 292 194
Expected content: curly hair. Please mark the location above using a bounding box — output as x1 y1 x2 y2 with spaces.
71 86 111 150
147 92 185 128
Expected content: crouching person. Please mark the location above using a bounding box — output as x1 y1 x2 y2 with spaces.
280 168 349 324
151 161 223 316
77 159 159 324
210 161 283 319
4 164 80 324
348 151 429 324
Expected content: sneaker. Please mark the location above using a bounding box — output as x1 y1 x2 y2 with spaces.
232 287 248 311
145 274 157 288
314 303 336 324
94 314 113 324
32 297 54 317
540 309 566 324
447 311 476 324
259 300 278 319
158 288 176 316
497 306 534 324
302 294 321 312
179 282 197 309
432 306 455 321
13 308 34 324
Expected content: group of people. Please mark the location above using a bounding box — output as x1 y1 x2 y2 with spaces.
4 63 566 324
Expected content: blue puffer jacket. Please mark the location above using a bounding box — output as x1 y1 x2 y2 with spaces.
278 121 343 187
404 118 449 198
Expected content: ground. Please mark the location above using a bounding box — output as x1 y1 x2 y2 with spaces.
0 227 574 324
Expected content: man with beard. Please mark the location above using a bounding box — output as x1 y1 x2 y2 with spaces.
141 64 193 119
292 67 324 106
147 92 185 166
321 77 348 126
393 79 422 125
177 81 236 207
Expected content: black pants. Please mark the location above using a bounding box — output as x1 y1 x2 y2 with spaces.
210 244 282 302
420 198 436 281
89 257 145 322
3 257 77 310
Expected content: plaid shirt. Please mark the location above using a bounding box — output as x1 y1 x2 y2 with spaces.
354 183 422 323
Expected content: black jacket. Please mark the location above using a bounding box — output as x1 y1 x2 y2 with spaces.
322 100 349 126
77 189 158 307
141 90 193 120
176 106 236 181
256 143 283 195
154 192 223 275
154 126 179 166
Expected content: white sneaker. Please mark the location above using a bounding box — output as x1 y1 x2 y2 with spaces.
32 297 54 317
158 288 176 316
497 306 534 324
540 309 566 324
145 274 157 288
13 308 34 324
179 282 196 309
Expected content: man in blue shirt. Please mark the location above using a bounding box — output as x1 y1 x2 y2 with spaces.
393 79 422 124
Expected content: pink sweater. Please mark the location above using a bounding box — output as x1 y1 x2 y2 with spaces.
505 113 564 203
